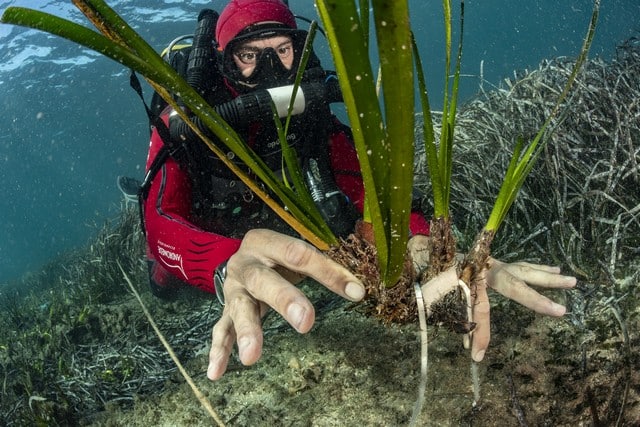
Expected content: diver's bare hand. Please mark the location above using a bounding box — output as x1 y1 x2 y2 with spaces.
470 258 576 361
207 229 365 380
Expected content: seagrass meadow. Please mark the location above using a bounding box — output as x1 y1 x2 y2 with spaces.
1 40 639 425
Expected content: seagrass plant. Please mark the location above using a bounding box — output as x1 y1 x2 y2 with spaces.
412 0 462 280
318 0 600 325
316 0 415 288
458 0 600 291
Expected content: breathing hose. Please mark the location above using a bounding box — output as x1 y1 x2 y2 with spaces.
169 80 343 142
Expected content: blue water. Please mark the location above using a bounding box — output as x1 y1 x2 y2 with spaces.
0 0 638 284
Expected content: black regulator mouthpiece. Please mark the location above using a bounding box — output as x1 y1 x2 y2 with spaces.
187 9 220 97
304 157 358 238
216 80 343 128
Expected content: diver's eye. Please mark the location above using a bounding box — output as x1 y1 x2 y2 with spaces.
234 50 258 65
276 43 293 59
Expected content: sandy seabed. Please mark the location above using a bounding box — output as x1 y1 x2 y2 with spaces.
86 278 640 427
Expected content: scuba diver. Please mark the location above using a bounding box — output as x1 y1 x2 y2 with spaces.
120 0 576 381
133 0 428 300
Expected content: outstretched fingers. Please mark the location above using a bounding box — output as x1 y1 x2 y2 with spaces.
208 229 367 381
236 264 316 333
489 258 576 289
487 258 575 317
464 258 577 364
241 229 365 302
492 276 567 316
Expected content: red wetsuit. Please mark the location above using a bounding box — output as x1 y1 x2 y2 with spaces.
143 108 430 295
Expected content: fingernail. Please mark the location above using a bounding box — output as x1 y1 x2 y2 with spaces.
552 303 567 316
345 281 365 301
287 303 306 331
207 351 223 380
207 362 218 380
238 337 251 359
472 350 485 362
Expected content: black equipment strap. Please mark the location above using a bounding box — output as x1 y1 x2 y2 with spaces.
129 70 178 235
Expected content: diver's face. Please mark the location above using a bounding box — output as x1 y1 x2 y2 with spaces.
232 35 294 77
